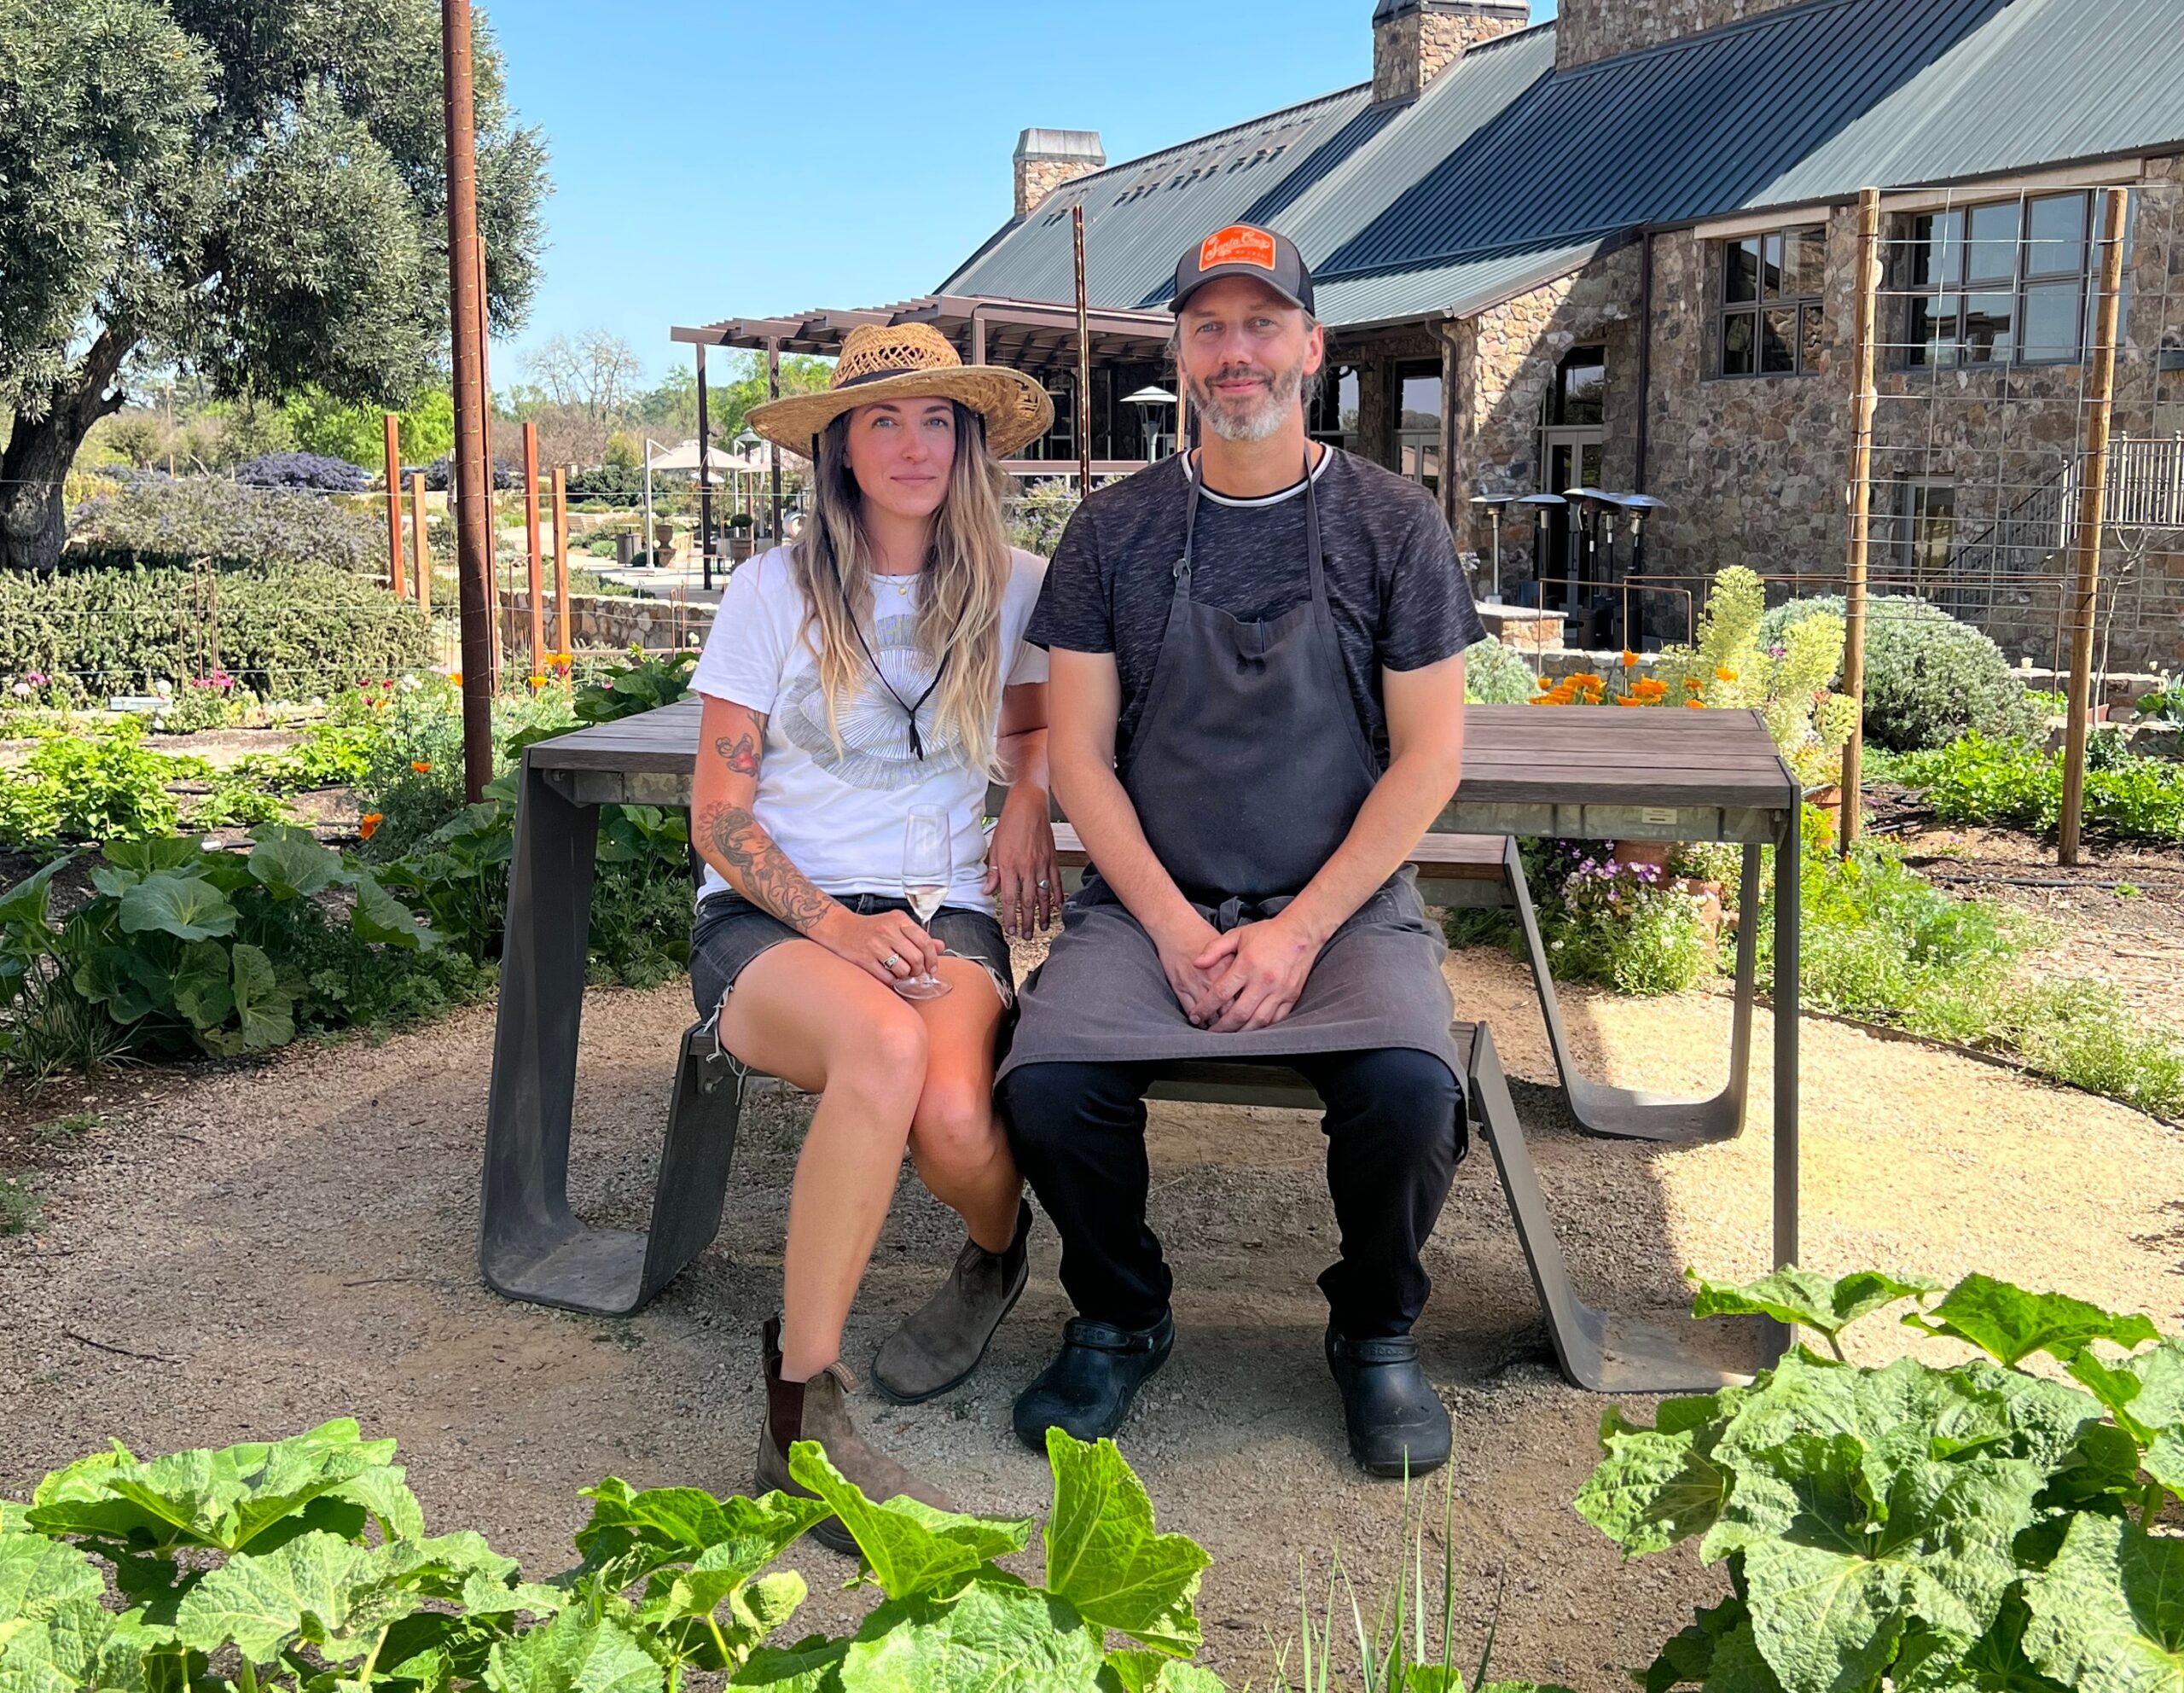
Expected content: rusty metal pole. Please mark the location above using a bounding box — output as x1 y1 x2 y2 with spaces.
1073 203 1093 499
408 473 432 621
383 413 407 598
1838 187 1882 854
522 420 544 680
2059 186 2131 867
766 337 783 539
441 0 494 799
696 344 714 591
551 464 571 671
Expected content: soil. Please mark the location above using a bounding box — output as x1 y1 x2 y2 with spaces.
4 941 2179 1690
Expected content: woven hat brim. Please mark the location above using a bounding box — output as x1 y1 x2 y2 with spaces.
746 366 1055 459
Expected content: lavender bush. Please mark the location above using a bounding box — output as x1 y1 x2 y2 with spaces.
234 451 372 492
67 478 380 573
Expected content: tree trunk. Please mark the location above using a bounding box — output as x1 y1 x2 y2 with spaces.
1 333 132 573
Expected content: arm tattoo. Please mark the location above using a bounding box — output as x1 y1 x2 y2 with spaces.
697 801 836 935
713 716 764 780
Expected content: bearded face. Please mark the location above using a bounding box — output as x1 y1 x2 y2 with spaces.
1173 276 1323 446
1183 347 1309 443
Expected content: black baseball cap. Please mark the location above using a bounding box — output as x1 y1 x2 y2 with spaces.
1169 224 1315 315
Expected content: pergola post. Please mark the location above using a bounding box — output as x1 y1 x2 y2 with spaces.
696 343 714 593
767 337 783 540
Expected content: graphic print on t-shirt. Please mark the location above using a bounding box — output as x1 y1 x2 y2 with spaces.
774 608 963 790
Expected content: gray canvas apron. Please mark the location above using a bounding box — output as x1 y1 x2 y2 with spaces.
1002 449 1458 1078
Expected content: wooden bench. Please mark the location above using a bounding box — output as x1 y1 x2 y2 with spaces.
598 1015 1754 1394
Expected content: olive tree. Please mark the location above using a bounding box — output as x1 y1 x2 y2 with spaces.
0 0 548 570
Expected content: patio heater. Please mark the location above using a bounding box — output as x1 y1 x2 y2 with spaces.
642 437 664 569
1618 492 1668 645
1467 494 1513 602
1512 492 1565 608
734 428 762 542
1565 487 1620 647
1123 385 1176 459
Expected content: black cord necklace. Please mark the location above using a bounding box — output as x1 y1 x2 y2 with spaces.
828 529 947 760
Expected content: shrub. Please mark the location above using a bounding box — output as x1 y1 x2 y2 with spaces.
1885 732 2184 843
1007 479 1084 556
1583 1267 2184 1693
66 476 381 573
1546 852 1713 995
0 561 429 701
1762 592 2044 751
234 451 371 492
1461 635 1537 704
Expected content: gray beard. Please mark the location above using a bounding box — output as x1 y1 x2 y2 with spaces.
1190 358 1305 443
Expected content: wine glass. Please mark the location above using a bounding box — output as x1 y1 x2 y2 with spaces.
896 804 954 1001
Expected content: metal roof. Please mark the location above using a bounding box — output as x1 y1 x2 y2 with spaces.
938 84 1386 311
1309 239 1609 329
932 0 2184 332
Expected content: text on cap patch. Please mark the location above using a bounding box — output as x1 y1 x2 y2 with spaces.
1199 225 1278 273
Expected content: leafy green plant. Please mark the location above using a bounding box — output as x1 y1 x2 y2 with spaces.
33 1111 101 1144
0 1421 1236 1693
1885 732 2184 844
1547 854 1711 996
2133 672 2184 724
0 1174 41 1235
1577 1268 2181 1693
1461 637 1538 707
0 720 187 849
1762 594 2044 752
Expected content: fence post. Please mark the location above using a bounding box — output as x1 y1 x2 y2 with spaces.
383 413 406 599
1838 187 1881 855
2059 186 2130 869
522 419 543 684
551 463 570 672
409 473 431 621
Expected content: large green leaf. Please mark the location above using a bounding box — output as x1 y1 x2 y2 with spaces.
173 1533 414 1664
786 1445 1028 1604
168 941 233 1033
1042 1430 1210 1657
102 840 208 876
117 875 236 943
70 946 169 1023
224 944 293 1051
28 1421 395 1556
729 1633 846 1692
2024 1512 2184 1693
1636 1597 1771 1693
0 858 68 940
246 827 341 900
349 873 441 951
577 1480 828 1593
1691 1270 1941 1351
834 1575 1106 1693
0 1536 104 1626
1574 1408 1727 1556
484 1612 664 1693
1905 1277 2158 1367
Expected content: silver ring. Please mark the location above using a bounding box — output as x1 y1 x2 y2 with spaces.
1037 879 1051 889
883 953 903 971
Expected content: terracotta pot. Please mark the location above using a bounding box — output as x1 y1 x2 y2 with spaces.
1806 784 1844 835
1611 840 1673 872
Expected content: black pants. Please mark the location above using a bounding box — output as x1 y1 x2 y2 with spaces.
999 1048 1466 1341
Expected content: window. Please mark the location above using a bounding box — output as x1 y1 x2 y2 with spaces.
1719 225 1826 376
1308 364 1361 451
1894 482 1956 584
1548 346 1606 426
1896 190 2120 368
1393 360 1442 494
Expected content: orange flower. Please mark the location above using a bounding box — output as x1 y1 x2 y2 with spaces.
411 760 433 773
1633 678 1668 702
1684 678 1705 694
359 812 383 841
1715 666 1739 683
528 673 547 690
1686 699 1708 709
1615 695 1642 707
1621 649 1640 669
450 671 463 685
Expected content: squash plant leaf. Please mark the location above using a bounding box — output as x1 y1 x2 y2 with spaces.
117 875 236 943
225 944 293 1052
1903 1275 2158 1367
577 1480 827 1599
1572 1408 1727 1556
1688 1269 1940 1356
103 840 207 876
172 1532 421 1666
246 826 341 900
786 1444 1027 1604
835 1574 1106 1693
0 858 69 935
351 873 441 952
71 946 168 1024
0 1533 105 1624
170 941 233 1033
728 1632 846 1691
1635 1596 1759 1693
483 1611 664 1693
1042 1429 1210 1659
2023 1511 2184 1693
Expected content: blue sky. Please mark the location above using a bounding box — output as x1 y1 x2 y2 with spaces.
491 0 1556 383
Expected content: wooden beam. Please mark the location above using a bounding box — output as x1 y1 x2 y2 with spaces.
1838 187 1882 852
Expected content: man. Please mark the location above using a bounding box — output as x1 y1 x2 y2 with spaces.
997 224 1484 1476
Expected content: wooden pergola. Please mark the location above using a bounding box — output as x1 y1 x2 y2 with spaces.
669 294 1182 579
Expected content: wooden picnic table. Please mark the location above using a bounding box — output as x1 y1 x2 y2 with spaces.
479 701 1802 1389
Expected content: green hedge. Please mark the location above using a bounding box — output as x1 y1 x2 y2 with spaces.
0 561 429 700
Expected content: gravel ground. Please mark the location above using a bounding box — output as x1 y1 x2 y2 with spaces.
3 945 2180 1689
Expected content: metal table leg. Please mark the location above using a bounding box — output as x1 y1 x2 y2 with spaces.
1767 810 1800 1363
1508 838 1757 1144
1467 1025 1770 1392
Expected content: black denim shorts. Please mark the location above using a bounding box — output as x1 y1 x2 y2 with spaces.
689 889 1014 1022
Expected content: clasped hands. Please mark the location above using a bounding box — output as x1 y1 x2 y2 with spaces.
1153 909 1323 1034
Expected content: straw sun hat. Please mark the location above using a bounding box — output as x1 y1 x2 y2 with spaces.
744 323 1054 458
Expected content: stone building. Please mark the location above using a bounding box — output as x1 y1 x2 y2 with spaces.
676 0 2184 669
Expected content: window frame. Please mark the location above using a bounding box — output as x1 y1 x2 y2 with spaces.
1716 224 1827 380
1895 189 2117 370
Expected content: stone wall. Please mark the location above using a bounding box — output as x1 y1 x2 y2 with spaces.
1373 1 1531 102
1013 131 1106 218
1554 0 1809 69
499 591 711 658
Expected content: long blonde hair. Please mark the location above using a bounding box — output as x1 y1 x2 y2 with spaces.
788 402 1015 777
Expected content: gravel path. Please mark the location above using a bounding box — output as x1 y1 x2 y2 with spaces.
3 945 2179 1689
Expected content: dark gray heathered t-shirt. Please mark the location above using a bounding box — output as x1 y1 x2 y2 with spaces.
1025 446 1485 767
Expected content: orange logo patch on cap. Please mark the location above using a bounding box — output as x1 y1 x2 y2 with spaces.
1199 224 1279 273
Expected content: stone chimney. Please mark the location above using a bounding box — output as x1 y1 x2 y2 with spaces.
1372 0 1531 104
1554 0 1807 70
1014 129 1105 218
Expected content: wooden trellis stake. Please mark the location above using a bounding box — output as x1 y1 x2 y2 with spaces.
1838 187 1881 854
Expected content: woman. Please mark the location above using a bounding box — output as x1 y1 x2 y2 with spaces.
688 323 1060 1540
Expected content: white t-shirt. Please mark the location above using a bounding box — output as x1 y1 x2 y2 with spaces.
691 544 1049 914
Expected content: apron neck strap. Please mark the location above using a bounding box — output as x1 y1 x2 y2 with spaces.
1176 445 1327 599
825 527 948 760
